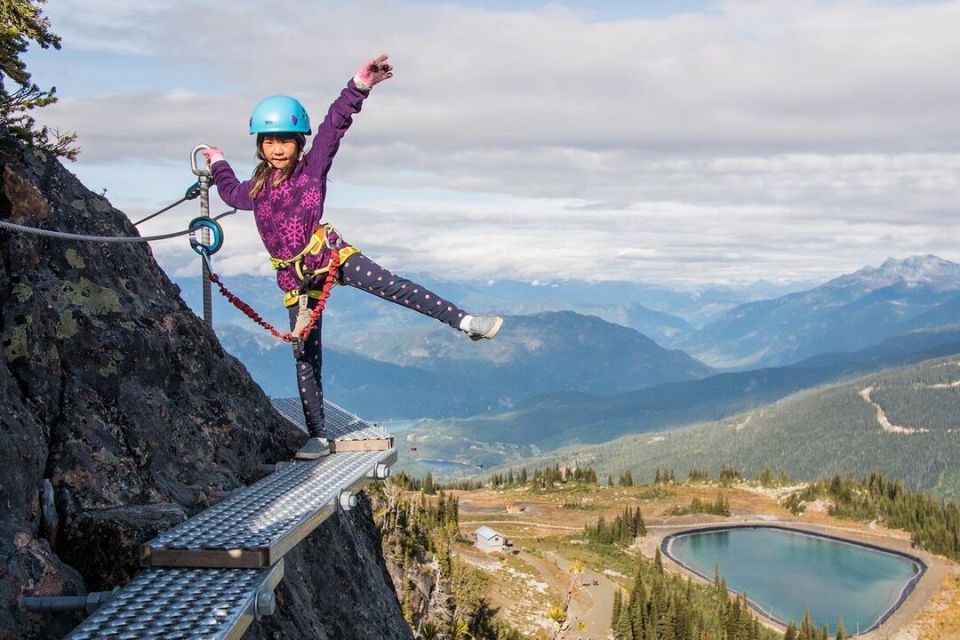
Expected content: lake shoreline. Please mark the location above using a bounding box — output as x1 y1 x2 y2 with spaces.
642 515 956 639
660 524 926 634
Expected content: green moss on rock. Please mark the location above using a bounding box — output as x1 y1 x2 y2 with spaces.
11 283 32 303
57 311 78 339
4 322 30 362
65 249 86 269
63 277 122 316
98 351 124 377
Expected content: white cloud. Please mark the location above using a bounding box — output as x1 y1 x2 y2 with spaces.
35 0 960 285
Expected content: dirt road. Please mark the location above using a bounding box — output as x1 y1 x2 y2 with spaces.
529 550 616 640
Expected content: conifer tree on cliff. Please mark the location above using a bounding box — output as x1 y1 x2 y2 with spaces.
0 0 77 158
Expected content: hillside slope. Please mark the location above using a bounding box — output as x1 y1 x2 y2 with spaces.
523 353 960 499
395 327 960 475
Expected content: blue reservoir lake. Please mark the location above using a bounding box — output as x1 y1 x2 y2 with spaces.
664 526 925 634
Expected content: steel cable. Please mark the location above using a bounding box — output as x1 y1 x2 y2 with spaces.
0 209 238 244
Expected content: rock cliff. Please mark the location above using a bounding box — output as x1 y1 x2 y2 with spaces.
0 132 412 639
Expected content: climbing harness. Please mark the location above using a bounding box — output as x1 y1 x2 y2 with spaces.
268 223 359 307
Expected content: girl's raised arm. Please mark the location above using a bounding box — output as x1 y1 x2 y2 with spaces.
304 55 393 179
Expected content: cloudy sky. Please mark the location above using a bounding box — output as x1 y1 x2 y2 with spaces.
27 0 960 287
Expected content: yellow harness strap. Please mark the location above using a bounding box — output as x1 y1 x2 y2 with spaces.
275 225 360 307
270 227 326 272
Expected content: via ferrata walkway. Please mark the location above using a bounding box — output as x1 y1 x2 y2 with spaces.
64 400 395 640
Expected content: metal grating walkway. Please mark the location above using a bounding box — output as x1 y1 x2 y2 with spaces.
66 563 282 640
61 400 395 638
142 448 396 568
271 398 393 450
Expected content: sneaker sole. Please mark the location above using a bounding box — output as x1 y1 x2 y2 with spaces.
471 316 504 341
295 442 331 459
295 450 330 460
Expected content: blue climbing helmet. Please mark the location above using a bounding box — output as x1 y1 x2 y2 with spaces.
249 95 311 135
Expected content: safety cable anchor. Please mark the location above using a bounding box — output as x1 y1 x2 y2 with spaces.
189 217 224 256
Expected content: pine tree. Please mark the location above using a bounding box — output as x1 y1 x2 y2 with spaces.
0 1 76 158
631 506 647 536
614 605 635 640
422 472 436 495
834 620 847 640
612 589 623 626
783 622 798 640
800 609 816 640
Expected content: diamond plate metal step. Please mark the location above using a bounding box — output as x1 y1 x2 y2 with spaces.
66 562 282 640
271 398 394 451
141 447 396 568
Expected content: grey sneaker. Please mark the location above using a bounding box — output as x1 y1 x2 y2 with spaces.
295 437 331 459
462 315 504 341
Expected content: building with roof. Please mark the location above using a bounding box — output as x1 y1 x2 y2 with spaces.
474 526 509 553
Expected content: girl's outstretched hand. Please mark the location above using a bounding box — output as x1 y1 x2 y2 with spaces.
202 147 225 166
357 54 393 88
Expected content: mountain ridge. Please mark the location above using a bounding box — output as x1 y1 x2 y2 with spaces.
678 255 960 368
394 326 960 474
219 310 714 419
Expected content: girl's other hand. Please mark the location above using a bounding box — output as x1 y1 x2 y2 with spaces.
202 147 225 165
358 54 393 87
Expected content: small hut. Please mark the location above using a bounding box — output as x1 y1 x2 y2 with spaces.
474 526 508 553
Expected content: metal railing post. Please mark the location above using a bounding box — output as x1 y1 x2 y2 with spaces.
191 145 214 327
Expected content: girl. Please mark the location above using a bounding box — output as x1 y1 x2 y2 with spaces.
202 55 503 460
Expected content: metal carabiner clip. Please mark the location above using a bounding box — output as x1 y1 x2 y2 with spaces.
190 144 212 177
188 217 224 256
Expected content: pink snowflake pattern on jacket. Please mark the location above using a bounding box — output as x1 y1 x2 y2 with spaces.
210 79 368 292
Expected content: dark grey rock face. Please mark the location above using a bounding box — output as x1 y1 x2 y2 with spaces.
0 133 410 639
250 497 413 640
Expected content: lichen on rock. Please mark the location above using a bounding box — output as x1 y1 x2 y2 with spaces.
65 249 85 269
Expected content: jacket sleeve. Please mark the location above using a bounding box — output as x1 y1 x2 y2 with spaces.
302 78 369 180
210 160 255 211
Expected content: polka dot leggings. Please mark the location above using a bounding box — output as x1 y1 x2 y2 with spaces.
290 252 467 437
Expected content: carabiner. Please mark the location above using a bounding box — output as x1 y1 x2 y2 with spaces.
184 180 201 200
188 217 224 256
191 144 212 177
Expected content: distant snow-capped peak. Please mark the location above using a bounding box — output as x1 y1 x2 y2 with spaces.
830 255 960 292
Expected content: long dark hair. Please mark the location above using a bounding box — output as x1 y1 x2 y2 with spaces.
249 133 306 198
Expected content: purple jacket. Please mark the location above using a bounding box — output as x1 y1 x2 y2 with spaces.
210 79 368 292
